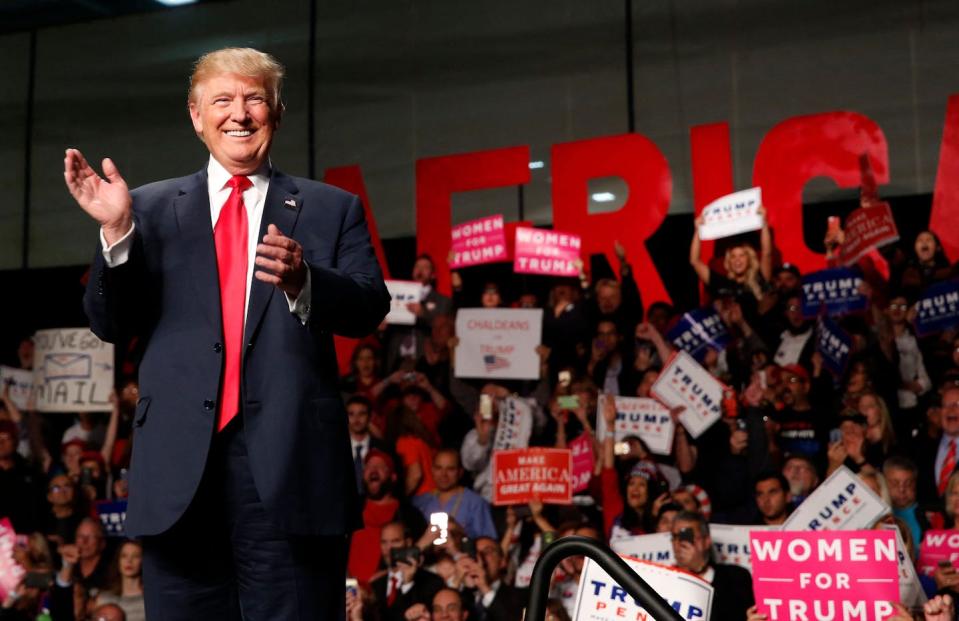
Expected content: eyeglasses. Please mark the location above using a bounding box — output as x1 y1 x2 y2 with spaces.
888 304 908 311
787 305 801 312
48 485 69 493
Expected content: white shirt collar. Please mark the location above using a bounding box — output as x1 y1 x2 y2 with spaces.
206 155 271 197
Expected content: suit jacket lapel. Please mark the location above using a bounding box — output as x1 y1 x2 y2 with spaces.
244 169 302 347
173 170 222 335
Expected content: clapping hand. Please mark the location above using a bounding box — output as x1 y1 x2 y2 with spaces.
64 148 132 244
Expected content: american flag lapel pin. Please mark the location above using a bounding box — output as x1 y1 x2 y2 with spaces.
284 197 298 210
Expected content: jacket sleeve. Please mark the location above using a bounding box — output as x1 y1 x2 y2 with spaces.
307 195 391 338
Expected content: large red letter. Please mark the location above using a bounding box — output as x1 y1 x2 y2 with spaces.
552 134 672 305
930 94 959 261
416 146 530 294
753 112 889 273
323 165 391 375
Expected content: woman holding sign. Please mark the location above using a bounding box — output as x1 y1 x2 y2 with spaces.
690 207 773 320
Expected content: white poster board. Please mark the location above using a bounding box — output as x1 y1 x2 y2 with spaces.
881 523 927 610
0 366 34 410
649 350 724 439
610 532 674 566
596 394 675 455
782 466 890 532
454 308 543 380
710 524 778 571
492 397 534 450
698 187 764 241
384 280 425 326
32 328 113 413
573 556 714 621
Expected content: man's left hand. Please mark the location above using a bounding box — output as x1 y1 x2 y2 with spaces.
255 224 306 297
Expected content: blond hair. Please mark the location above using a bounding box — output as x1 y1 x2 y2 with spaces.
723 244 762 300
189 47 285 112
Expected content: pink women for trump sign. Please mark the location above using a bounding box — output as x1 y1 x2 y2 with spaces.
450 214 508 269
750 530 899 621
513 226 581 277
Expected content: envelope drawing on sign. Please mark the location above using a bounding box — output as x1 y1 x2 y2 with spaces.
43 353 92 380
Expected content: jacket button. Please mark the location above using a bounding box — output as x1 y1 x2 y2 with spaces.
203 400 215 411
213 342 223 353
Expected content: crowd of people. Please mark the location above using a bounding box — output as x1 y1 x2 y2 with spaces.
5 206 959 621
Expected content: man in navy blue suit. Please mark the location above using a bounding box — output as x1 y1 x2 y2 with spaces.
64 47 390 620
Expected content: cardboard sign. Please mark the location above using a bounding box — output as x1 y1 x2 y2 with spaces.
33 328 113 413
839 203 899 266
915 280 959 337
800 268 867 318
384 280 425 325
569 433 594 493
0 519 25 603
782 466 889 532
649 351 724 439
750 530 899 621
96 500 128 538
710 524 778 572
454 308 543 380
666 307 730 361
882 524 927 610
596 395 675 456
918 529 959 576
513 227 581 277
609 532 674 566
492 448 572 506
697 187 764 241
0 366 33 410
450 214 509 269
816 316 852 376
573 556 714 621
492 396 534 450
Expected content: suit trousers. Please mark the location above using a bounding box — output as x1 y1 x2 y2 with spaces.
141 418 348 620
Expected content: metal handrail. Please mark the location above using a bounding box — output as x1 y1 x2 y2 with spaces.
524 536 685 621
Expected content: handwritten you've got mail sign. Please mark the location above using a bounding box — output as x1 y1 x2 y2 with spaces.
33 328 113 413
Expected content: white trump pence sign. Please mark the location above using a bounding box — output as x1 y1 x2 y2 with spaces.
384 280 425 326
596 394 675 455
573 556 714 621
649 351 724 439
782 466 889 532
454 308 543 380
697 187 764 241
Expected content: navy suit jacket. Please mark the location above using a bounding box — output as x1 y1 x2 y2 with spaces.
83 166 390 538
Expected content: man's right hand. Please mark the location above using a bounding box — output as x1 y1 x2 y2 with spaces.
63 148 133 245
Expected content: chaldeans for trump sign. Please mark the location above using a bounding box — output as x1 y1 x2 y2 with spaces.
750 530 899 621
454 308 543 380
573 556 714 621
492 448 572 505
649 351 724 439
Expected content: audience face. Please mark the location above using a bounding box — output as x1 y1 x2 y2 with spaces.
656 509 678 533
779 370 808 406
670 489 699 514
596 283 621 315
47 475 76 509
353 347 376 379
858 394 882 428
942 387 959 436
595 321 619 355
636 370 658 398
412 257 435 285
17 337 34 370
885 467 917 509
347 402 371 437
119 541 143 579
784 296 805 329
363 455 394 499
782 457 818 497
774 270 800 294
481 285 501 308
915 231 938 263
625 476 649 511
432 588 467 621
0 429 14 462
379 523 409 567
475 537 504 583
91 603 126 621
670 518 710 573
432 452 462 493
755 478 788 522
946 476 959 521
62 443 83 476
885 296 909 325
119 380 139 410
76 519 105 561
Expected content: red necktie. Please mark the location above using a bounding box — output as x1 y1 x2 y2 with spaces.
214 175 252 432
940 439 957 495
386 575 399 606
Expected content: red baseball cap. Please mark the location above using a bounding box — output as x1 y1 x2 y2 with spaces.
781 363 810 383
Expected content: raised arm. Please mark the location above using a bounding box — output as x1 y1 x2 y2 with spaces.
63 149 133 244
689 219 711 285
759 206 773 282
